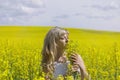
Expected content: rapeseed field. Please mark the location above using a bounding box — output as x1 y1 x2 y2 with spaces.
0 26 120 80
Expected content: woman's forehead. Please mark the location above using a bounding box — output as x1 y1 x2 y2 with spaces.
59 30 67 34
58 31 69 37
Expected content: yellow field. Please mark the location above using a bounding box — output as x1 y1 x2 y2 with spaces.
0 26 120 80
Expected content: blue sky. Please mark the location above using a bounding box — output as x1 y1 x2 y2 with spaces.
0 0 120 31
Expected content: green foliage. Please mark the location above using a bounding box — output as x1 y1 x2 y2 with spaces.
65 40 80 60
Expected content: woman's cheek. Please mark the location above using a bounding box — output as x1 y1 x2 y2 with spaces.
60 40 65 46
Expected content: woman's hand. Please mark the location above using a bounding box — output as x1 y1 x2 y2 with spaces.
58 56 67 63
70 53 89 80
70 53 85 69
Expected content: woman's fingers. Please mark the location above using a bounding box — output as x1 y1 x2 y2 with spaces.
70 58 77 62
70 53 78 59
72 64 79 72
70 54 79 64
71 53 78 57
58 56 67 63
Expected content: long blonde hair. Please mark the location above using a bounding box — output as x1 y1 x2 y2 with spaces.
41 27 69 74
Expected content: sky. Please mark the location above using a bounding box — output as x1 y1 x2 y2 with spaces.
0 0 120 31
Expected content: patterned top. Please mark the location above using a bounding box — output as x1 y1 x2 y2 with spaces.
53 61 81 78
53 61 70 78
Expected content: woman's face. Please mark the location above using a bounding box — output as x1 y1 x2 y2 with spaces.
57 32 69 48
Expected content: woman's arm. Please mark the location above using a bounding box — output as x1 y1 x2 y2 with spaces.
70 53 89 80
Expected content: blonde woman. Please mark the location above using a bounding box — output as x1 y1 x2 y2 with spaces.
41 27 89 80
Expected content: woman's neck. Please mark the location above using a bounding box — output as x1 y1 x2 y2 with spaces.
55 46 64 62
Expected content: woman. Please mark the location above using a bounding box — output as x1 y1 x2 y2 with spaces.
41 27 89 80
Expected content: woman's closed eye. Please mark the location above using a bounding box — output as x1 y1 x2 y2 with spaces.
60 37 65 40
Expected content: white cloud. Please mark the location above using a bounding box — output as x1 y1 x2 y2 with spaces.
0 0 120 31
80 0 120 12
110 1 119 9
54 14 69 19
21 5 36 14
0 0 45 25
8 17 13 22
31 0 44 6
